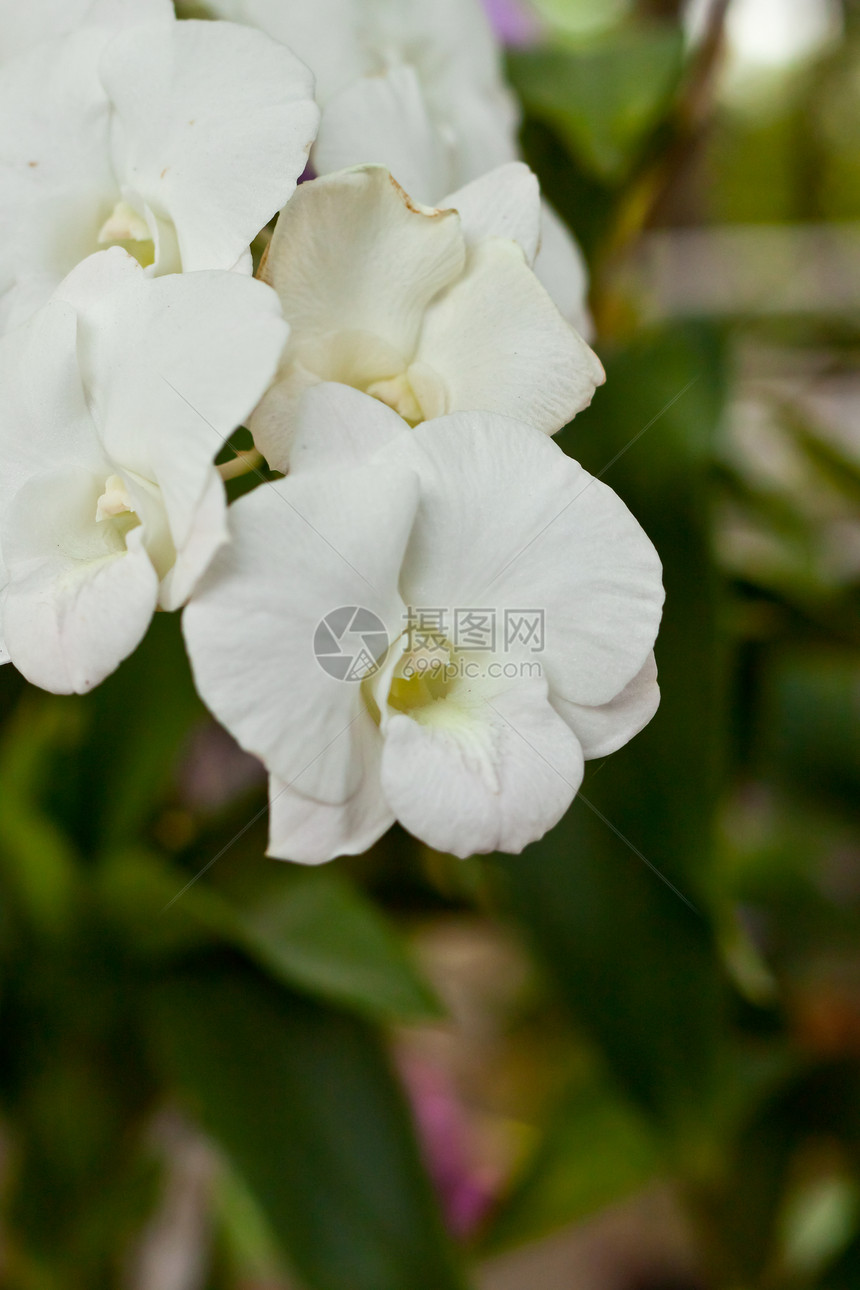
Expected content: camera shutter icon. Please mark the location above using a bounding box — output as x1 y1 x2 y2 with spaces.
314 606 389 682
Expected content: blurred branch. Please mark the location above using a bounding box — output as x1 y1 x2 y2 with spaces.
679 0 733 125
217 447 264 482
636 0 685 17
594 0 732 334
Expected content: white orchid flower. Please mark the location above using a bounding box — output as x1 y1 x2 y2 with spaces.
203 0 518 184
184 384 664 862
0 12 319 332
251 164 604 472
314 70 594 338
200 0 592 335
0 248 288 694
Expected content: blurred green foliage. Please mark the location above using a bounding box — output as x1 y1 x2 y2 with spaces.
509 24 685 181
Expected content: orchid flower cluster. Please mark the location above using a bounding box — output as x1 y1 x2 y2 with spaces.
0 0 665 863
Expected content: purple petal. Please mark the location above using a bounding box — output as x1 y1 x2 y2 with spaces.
481 0 543 46
401 1057 498 1237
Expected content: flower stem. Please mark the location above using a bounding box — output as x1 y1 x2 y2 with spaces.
217 448 265 482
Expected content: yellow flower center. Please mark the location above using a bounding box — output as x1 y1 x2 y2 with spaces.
95 474 140 540
97 200 155 268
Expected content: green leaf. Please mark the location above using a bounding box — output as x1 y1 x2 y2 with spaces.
94 847 219 960
481 1071 660 1254
98 850 442 1023
760 650 860 819
47 613 206 853
212 1161 288 1285
145 961 467 1290
233 871 444 1024
0 698 81 935
822 1232 860 1289
509 27 685 182
494 326 731 1141
686 1060 860 1285
780 1175 860 1281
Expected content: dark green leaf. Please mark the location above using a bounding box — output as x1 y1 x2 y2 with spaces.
509 27 684 181
145 961 466 1290
98 850 442 1022
0 698 81 934
494 326 731 1139
47 613 205 853
760 649 860 818
233 871 444 1023
481 1070 660 1253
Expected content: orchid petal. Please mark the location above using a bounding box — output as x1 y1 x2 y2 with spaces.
554 652 661 759
261 166 464 364
415 240 604 433
379 673 583 857
0 300 101 508
314 67 451 202
0 0 171 65
55 249 286 574
2 468 159 694
183 463 420 799
443 162 541 261
0 33 116 327
385 415 664 707
254 165 464 464
101 19 320 273
201 0 365 104
289 383 408 476
267 711 393 864
534 200 594 340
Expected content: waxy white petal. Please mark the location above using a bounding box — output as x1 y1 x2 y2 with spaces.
0 0 171 64
553 652 660 760
204 0 514 124
314 67 451 204
159 467 226 613
289 383 408 476
416 240 604 433
252 165 602 462
369 0 520 191
0 32 116 328
184 399 663 860
0 14 319 330
0 304 143 693
2 468 159 694
0 250 287 692
0 301 101 507
378 0 509 92
429 79 519 194
443 162 541 261
55 249 287 572
254 166 464 465
102 19 320 273
379 675 584 857
202 0 365 104
534 200 594 340
262 166 464 363
385 415 664 707
183 464 420 800
267 711 394 864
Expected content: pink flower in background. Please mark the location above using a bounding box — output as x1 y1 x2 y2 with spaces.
481 0 542 46
400 1056 499 1237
